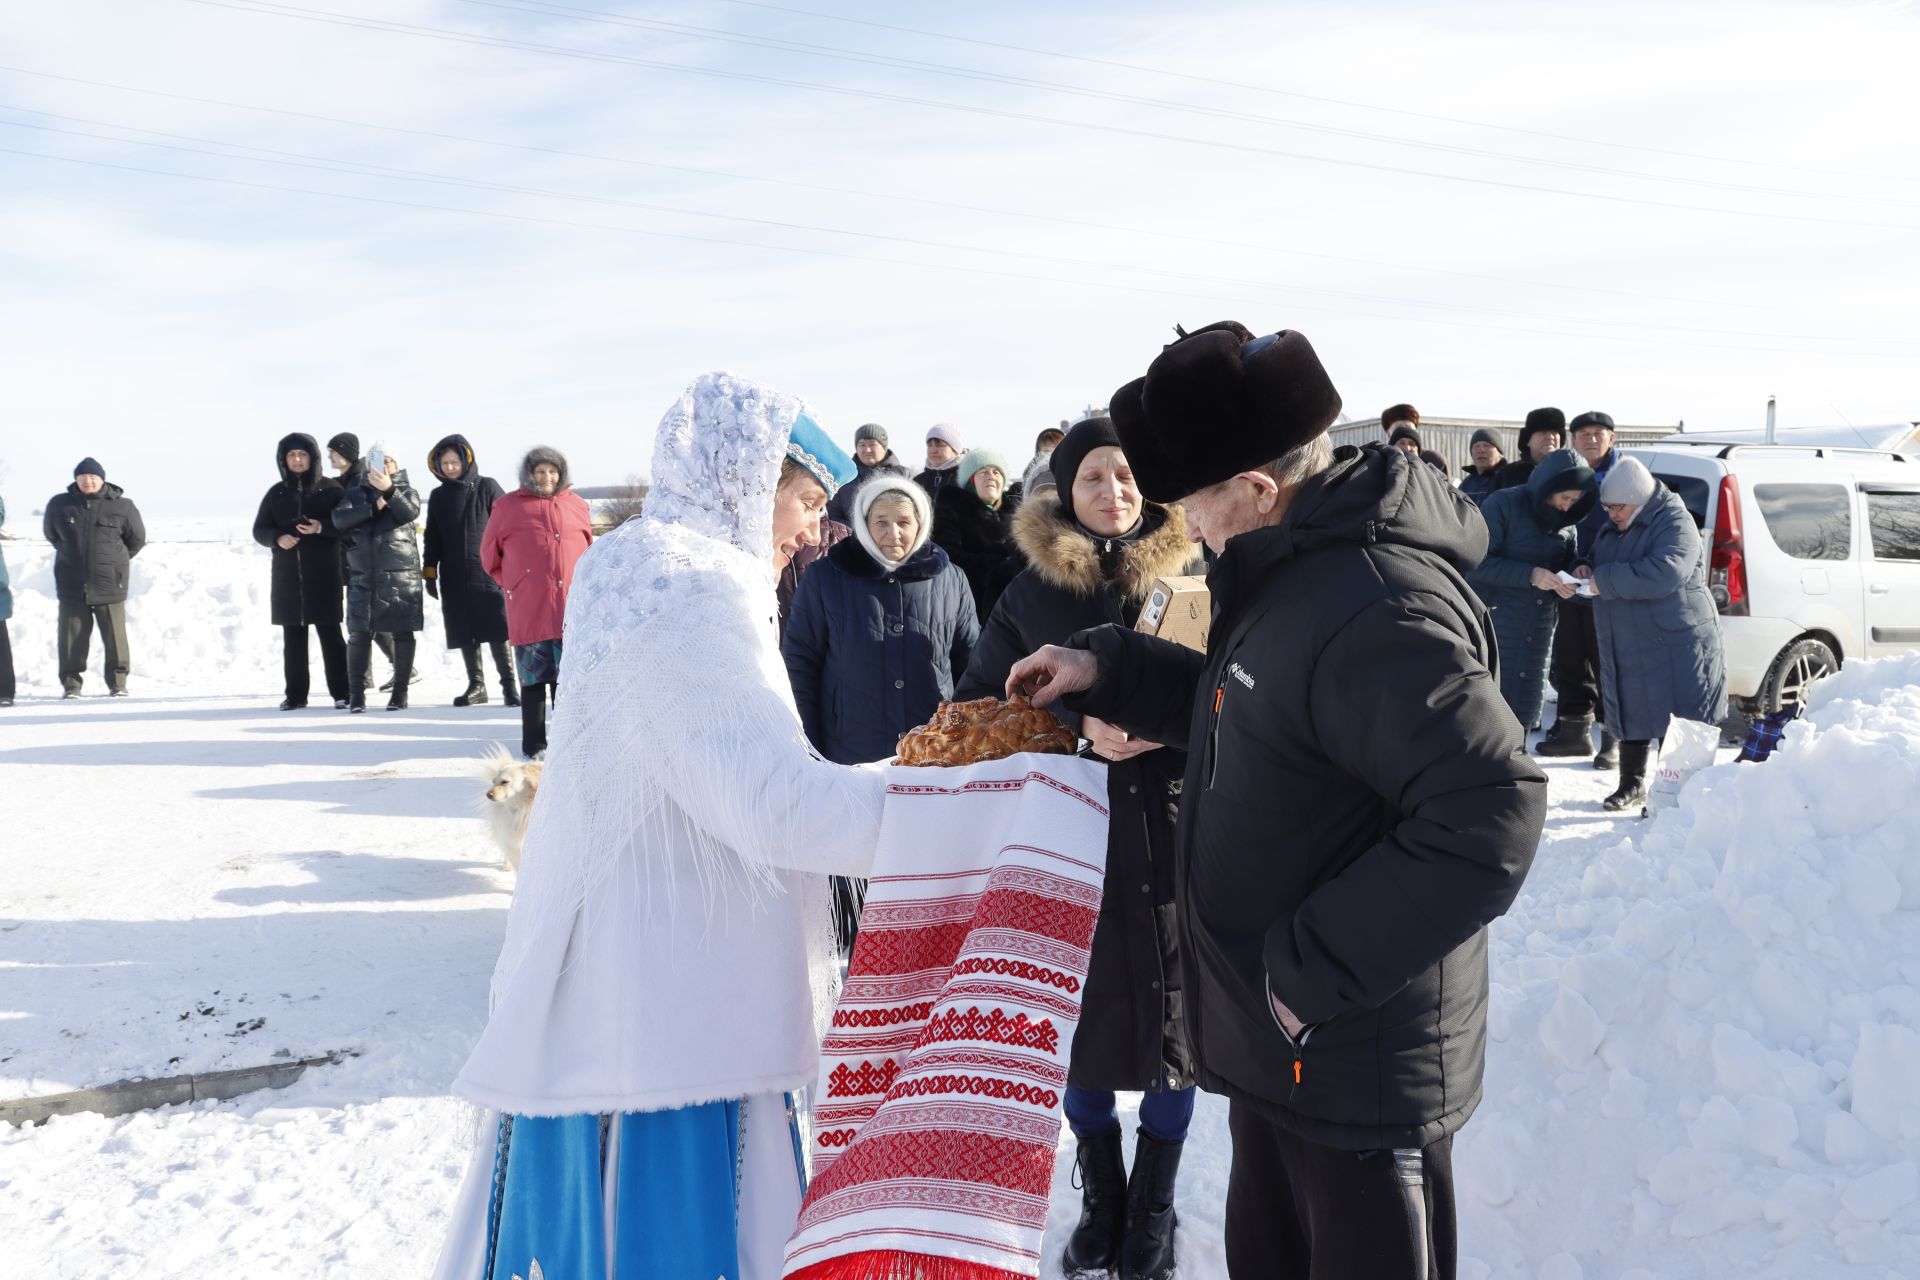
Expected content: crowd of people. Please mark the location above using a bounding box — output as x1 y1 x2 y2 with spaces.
422 325 1740 1280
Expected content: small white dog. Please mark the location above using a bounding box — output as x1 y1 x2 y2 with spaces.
480 744 542 872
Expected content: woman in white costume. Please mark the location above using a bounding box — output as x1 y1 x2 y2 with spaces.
434 372 881 1280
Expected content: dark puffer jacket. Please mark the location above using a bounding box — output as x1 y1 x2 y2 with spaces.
958 493 1201 1092
933 482 1022 622
1468 449 1596 731
44 481 147 606
1589 485 1728 741
252 432 346 627
782 535 979 765
826 452 912 527
423 434 510 649
332 469 425 634
1066 444 1546 1150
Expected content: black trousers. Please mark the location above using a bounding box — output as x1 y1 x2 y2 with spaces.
1549 599 1601 722
57 600 130 693
283 623 348 704
1225 1101 1456 1280
347 630 415 705
520 680 554 757
0 619 15 702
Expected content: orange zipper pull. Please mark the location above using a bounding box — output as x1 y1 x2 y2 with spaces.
1214 687 1225 713
1293 1056 1303 1086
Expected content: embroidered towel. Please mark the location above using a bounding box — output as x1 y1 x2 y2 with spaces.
783 755 1111 1280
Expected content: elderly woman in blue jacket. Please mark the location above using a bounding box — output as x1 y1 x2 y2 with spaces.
1575 456 1727 812
1467 449 1597 734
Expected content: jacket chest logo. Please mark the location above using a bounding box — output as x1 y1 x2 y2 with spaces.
1228 662 1257 690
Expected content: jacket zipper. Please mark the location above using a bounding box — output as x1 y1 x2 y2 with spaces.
1207 680 1226 789
1285 1023 1315 1096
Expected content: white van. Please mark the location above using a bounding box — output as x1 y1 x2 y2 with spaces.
1624 441 1920 715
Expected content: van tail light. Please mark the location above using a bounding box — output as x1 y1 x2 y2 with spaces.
1710 474 1749 616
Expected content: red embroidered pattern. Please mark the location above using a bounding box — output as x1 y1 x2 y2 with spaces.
950 957 1082 992
805 1129 1056 1204
825 1058 900 1098
918 1006 1060 1054
831 1002 934 1028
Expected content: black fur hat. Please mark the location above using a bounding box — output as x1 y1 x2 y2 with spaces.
1109 322 1343 504
1518 407 1566 454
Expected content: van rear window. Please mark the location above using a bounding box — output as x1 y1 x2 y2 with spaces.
1653 473 1710 530
1753 484 1852 561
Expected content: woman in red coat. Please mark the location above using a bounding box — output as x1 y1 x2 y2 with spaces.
480 446 594 756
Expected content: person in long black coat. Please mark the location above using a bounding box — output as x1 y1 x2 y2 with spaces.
252 432 348 709
424 434 518 708
44 458 146 697
956 418 1202 1280
328 432 398 691
332 443 424 712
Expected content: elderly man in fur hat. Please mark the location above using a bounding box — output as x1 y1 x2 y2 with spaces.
1010 324 1546 1280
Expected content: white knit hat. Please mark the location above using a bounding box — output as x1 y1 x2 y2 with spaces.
926 422 964 450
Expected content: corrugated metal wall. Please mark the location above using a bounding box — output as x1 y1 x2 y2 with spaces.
1332 417 1679 472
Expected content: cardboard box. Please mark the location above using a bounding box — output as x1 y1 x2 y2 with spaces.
1135 574 1210 652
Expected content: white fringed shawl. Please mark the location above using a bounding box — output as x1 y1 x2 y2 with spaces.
453 372 885 1116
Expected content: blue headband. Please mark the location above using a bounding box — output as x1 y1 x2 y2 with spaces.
787 410 857 496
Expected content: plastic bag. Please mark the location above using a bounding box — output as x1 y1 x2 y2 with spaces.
1646 718 1721 816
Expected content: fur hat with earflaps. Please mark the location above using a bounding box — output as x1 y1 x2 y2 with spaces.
1110 322 1343 504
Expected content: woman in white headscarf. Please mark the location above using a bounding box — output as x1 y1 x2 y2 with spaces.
435 372 880 1280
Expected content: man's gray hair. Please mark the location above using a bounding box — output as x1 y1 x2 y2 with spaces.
1258 433 1334 491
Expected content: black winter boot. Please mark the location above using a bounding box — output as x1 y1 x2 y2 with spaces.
1119 1131 1182 1280
386 636 415 711
1603 740 1652 813
453 645 488 707
491 640 521 707
1534 714 1594 758
1594 730 1620 770
1062 1127 1127 1278
520 683 548 758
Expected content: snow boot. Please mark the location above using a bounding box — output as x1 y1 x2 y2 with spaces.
279 697 306 711
1062 1127 1127 1278
1119 1131 1183 1280
453 646 488 707
491 640 521 707
1534 714 1593 757
1593 731 1620 770
387 637 415 711
1603 740 1652 813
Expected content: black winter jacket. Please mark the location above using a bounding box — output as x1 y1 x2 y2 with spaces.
252 433 346 627
933 483 1022 622
423 434 510 649
44 481 146 606
1066 444 1546 1150
783 535 979 765
333 469 425 635
959 494 1201 1092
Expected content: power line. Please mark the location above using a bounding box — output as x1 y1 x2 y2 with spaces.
175 0 1920 232
3 140 1897 361
700 0 1920 185
0 62 1782 314
8 105 1911 349
439 0 1917 209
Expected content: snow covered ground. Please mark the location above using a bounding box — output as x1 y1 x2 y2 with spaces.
3 538 1918 1277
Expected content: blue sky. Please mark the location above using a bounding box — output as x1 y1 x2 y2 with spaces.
1 0 1916 515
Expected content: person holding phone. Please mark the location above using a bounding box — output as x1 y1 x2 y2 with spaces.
253 433 349 709
332 442 425 711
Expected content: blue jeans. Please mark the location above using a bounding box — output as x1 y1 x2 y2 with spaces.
1064 1084 1197 1144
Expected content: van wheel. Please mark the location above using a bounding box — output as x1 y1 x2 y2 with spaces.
1760 638 1838 714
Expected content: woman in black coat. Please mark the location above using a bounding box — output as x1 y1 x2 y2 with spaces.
252 432 348 709
956 418 1201 1280
424 434 518 708
933 448 1022 621
332 443 424 712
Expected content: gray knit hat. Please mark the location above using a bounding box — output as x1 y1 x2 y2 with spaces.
1600 455 1656 507
854 423 888 447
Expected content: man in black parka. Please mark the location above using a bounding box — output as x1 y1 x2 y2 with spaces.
45 457 146 698
252 433 348 709
1009 324 1546 1280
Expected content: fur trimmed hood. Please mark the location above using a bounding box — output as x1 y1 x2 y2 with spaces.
1013 490 1195 601
519 445 570 491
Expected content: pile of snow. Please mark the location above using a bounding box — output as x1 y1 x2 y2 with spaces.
1460 654 1920 1275
2 519 466 697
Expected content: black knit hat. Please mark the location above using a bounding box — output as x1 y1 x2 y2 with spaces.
1518 407 1566 454
1470 428 1501 451
327 432 361 463
1049 415 1122 522
73 456 105 480
1109 323 1343 504
1568 410 1616 435
1387 424 1423 450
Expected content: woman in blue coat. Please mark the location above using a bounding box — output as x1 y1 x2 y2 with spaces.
1580 456 1727 812
781 474 979 766
1467 448 1597 733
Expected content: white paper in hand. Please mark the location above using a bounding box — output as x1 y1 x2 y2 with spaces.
1556 571 1598 598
